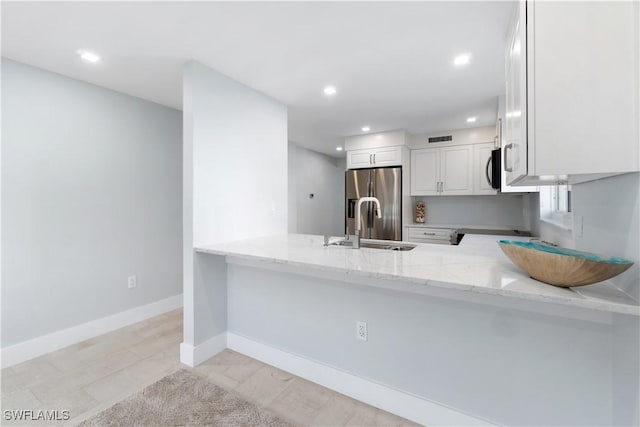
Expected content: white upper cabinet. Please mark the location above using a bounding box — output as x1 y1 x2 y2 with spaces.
411 145 473 196
504 4 527 184
347 146 402 169
411 148 439 195
440 146 473 195
505 0 639 185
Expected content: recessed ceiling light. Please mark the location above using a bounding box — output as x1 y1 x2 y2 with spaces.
454 54 471 66
323 86 337 96
336 146 343 151
361 126 370 132
78 50 100 63
466 117 477 123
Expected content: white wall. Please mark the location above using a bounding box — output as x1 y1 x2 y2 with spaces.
409 126 495 149
288 142 344 236
411 194 527 229
1 59 183 347
182 60 287 347
532 173 639 300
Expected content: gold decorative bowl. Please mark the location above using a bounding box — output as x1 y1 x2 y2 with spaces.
498 240 634 287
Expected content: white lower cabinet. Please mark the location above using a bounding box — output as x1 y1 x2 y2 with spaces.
406 227 455 244
411 146 473 196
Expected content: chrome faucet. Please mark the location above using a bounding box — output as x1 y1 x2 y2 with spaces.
351 196 382 249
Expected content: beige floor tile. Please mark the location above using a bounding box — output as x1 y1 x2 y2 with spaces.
310 393 371 426
46 330 142 373
135 317 182 339
81 352 179 403
203 348 255 366
127 330 181 359
374 409 421 426
195 349 264 386
29 349 142 403
39 388 101 424
268 377 334 425
345 403 380 426
1 360 63 395
234 364 295 407
2 388 42 410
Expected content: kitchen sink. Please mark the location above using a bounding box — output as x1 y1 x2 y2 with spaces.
330 239 416 251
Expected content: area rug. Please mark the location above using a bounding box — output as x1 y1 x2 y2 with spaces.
78 369 292 426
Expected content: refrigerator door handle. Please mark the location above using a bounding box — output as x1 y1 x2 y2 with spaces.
347 199 357 219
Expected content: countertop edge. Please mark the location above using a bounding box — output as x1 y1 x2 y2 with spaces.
194 246 640 317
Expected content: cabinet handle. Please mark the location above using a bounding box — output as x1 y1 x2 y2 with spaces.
423 232 436 236
373 153 376 164
369 154 373 164
504 143 514 172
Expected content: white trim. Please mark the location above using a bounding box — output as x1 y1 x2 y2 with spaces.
1 294 183 368
227 332 497 427
179 332 227 367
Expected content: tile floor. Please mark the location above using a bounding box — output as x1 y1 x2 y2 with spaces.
1 309 418 426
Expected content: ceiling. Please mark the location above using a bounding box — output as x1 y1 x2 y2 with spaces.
2 1 514 156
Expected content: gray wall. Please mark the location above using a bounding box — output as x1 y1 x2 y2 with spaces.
182 60 288 346
1 59 183 347
228 264 617 426
412 194 527 228
288 142 344 236
531 173 639 300
527 173 640 426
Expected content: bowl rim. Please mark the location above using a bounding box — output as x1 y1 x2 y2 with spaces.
498 240 633 265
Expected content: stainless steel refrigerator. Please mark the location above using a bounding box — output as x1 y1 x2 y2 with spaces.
345 167 402 241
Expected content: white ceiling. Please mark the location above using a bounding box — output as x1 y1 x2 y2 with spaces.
2 1 514 156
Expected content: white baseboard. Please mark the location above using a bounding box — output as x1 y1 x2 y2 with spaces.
180 332 227 367
1 294 183 368
227 333 496 427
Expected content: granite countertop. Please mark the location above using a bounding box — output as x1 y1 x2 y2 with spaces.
195 233 639 316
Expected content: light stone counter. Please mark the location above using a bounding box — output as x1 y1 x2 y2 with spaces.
195 233 639 316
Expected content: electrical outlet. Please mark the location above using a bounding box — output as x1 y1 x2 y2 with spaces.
127 275 137 289
356 321 368 341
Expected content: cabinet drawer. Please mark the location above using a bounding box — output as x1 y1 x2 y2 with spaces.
407 227 453 243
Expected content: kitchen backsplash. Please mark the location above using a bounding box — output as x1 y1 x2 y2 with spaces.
411 194 528 228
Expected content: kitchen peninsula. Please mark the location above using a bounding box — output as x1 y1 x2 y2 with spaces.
182 233 639 426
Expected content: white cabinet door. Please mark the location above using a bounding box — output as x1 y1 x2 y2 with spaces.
347 149 373 169
347 146 402 169
474 143 498 195
371 146 402 167
440 146 473 195
504 2 528 185
411 148 439 195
